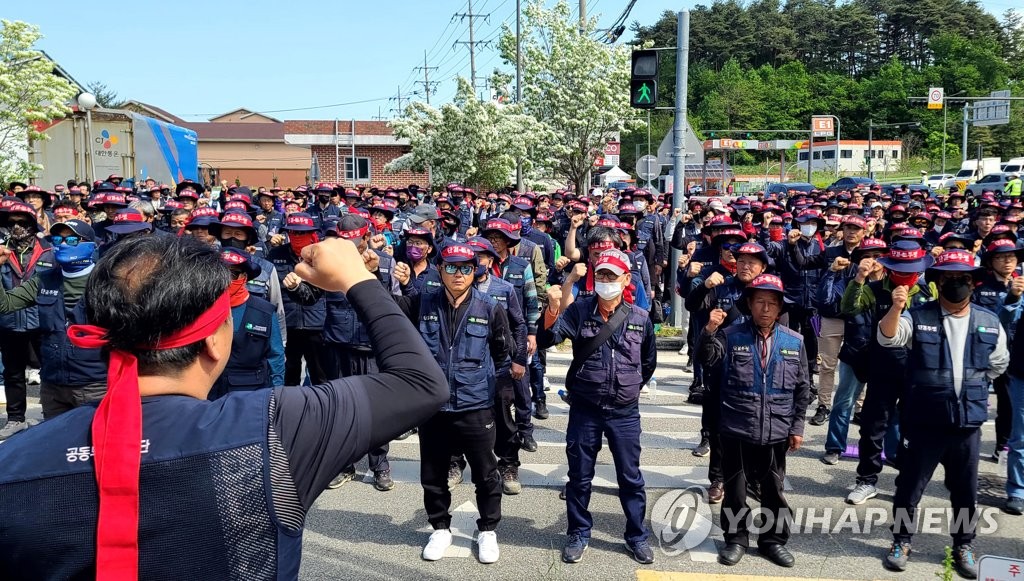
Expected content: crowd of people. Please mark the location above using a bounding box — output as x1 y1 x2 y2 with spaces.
0 172 1021 579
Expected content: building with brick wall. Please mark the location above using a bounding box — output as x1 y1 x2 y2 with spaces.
283 120 429 188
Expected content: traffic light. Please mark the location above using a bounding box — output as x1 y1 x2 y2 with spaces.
630 50 658 109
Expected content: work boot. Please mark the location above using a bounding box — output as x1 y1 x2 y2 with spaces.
521 434 538 452
809 404 830 426
533 401 549 420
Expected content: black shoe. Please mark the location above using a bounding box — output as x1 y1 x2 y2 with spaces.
562 534 588 563
692 436 711 457
883 541 911 572
718 543 745 566
626 539 655 564
953 544 979 579
559 485 567 500
760 544 795 568
809 404 830 426
533 401 549 420
521 434 538 452
373 469 394 491
686 384 704 404
1006 496 1024 515
851 411 862 426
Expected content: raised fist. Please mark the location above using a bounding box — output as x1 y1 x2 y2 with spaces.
688 260 703 278
570 213 585 229
1010 275 1024 298
394 261 411 285
282 272 303 291
788 229 802 244
362 249 380 273
369 234 386 249
705 308 728 334
704 271 726 289
546 283 563 309
831 257 851 272
891 284 909 311
572 262 588 280
857 258 876 281
555 256 572 271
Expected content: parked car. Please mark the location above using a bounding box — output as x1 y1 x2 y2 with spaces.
882 184 934 197
924 174 956 190
827 177 876 191
765 182 815 195
964 172 1015 196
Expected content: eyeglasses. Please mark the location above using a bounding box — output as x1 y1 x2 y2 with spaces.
594 271 621 282
443 264 475 275
49 235 82 246
721 242 745 252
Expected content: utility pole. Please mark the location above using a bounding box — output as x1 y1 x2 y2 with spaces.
578 0 586 34
962 102 970 164
515 0 524 192
414 50 439 105
372 106 386 121
389 85 405 117
670 9 689 328
454 0 490 92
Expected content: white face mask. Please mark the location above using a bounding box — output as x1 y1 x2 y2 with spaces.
595 281 623 300
799 224 818 238
633 201 647 212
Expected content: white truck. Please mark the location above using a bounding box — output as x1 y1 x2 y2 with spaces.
954 157 1001 190
1002 157 1024 175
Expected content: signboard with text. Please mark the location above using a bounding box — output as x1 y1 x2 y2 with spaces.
973 90 1011 127
928 87 944 110
811 116 834 137
703 139 760 150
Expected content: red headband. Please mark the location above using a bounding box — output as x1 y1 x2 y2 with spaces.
66 290 231 580
335 224 369 240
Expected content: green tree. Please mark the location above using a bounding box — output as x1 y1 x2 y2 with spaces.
0 20 78 185
85 81 124 109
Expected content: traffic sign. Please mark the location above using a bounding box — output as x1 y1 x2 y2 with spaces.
636 155 659 180
978 555 1024 581
973 89 1011 127
811 116 835 137
928 87 944 110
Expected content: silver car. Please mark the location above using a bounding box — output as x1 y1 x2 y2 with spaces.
924 174 956 190
964 172 1015 196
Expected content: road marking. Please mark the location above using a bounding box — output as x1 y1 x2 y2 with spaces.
361 461 792 491
389 430 703 450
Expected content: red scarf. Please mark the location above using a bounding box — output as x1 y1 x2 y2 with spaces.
67 291 231 581
228 276 249 307
720 259 737 275
6 239 46 280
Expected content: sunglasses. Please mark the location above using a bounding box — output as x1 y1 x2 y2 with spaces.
443 264 475 276
49 235 82 246
7 219 32 227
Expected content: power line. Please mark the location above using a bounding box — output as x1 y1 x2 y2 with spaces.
453 0 493 90
179 96 394 117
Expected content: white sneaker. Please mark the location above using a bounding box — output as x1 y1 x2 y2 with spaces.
25 369 40 385
476 530 499 564
422 529 453 561
846 483 879 505
678 346 687 355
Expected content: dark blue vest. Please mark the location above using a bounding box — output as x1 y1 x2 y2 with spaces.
905 302 999 429
35 269 107 386
0 389 304 579
0 242 53 332
268 246 326 330
865 279 934 385
973 273 1015 342
720 323 805 445
478 276 516 372
500 254 529 301
568 298 649 408
418 289 496 412
323 251 395 346
210 297 275 399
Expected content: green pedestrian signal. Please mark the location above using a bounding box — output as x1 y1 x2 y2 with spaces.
631 80 656 108
630 49 659 110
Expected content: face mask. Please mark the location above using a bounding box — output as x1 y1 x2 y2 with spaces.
595 281 623 300
940 278 973 303
633 201 647 212
221 237 247 250
520 217 533 234
496 203 509 213
318 194 331 204
288 232 319 257
799 224 817 238
475 264 487 278
416 193 425 201
406 245 427 262
783 220 792 229
55 241 96 272
888 270 919 287
228 275 250 307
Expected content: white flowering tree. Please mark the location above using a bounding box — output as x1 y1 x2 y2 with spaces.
0 20 77 185
497 0 640 193
386 77 550 191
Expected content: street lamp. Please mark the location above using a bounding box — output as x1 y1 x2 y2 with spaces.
76 92 98 182
867 121 921 179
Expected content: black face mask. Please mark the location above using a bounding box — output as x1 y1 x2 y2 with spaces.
318 194 331 204
221 237 248 250
939 278 973 303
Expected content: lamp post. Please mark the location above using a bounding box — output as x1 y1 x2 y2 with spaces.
76 92 98 182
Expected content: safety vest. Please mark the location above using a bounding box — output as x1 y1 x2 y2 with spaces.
720 322 805 445
268 246 326 330
566 298 649 408
905 302 999 429
209 297 275 399
35 269 107 386
246 256 276 301
418 289 496 412
0 240 53 332
0 388 304 579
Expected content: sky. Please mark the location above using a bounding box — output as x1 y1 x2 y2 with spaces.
6 0 1019 123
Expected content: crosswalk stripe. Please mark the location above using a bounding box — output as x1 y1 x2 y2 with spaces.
358 460 793 491
389 430 703 450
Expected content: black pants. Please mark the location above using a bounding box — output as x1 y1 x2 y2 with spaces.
420 408 502 531
512 373 534 437
284 328 328 386
454 372 520 470
701 382 723 483
0 330 40 422
326 343 389 472
40 382 106 420
720 436 790 548
892 425 980 546
856 377 901 486
529 349 547 405
782 305 818 377
994 373 1011 452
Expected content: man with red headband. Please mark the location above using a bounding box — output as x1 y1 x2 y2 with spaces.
0 235 449 579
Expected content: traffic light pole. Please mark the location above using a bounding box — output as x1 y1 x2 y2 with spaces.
669 9 689 328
